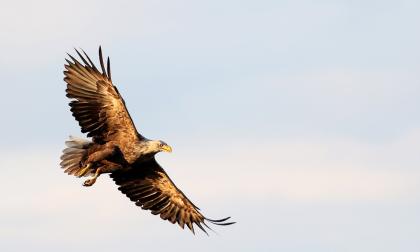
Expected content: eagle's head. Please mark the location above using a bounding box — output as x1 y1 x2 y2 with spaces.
146 140 172 154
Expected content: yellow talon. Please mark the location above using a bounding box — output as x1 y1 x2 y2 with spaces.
76 163 92 177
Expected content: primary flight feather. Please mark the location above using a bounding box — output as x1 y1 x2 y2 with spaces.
60 47 234 234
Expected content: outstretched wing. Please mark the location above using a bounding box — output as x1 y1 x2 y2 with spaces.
110 158 235 234
64 47 142 143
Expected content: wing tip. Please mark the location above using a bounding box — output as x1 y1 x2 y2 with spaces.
185 216 235 235
205 216 236 226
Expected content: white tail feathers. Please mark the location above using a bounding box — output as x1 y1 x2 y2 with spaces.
60 136 92 177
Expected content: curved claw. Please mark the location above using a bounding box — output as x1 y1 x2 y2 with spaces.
83 178 96 187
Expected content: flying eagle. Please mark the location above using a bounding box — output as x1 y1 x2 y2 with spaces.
60 47 234 234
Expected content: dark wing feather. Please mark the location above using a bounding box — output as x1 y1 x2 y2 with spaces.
110 158 235 234
64 47 143 143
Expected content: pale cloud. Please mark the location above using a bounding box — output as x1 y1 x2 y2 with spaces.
2 129 419 222
173 132 420 202
1 132 420 251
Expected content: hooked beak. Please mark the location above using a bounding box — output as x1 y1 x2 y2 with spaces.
161 144 172 153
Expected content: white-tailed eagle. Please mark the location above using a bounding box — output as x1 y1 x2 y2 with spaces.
60 47 234 234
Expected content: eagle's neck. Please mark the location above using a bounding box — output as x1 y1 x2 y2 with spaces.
131 140 160 162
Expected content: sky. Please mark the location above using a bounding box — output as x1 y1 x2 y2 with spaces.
1 0 420 251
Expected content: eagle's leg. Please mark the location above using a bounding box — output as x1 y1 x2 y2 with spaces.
82 160 122 187
76 163 92 177
78 143 118 178
83 167 102 187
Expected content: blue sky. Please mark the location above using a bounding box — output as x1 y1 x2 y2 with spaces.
1 0 420 251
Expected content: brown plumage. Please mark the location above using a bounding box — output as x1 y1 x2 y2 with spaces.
60 47 234 234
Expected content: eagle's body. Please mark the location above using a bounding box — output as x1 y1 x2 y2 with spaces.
60 47 234 234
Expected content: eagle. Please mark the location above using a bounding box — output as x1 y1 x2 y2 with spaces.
60 47 234 234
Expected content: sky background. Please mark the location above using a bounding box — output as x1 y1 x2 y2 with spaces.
1 0 420 251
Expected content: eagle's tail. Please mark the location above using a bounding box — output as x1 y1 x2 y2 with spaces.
60 136 93 177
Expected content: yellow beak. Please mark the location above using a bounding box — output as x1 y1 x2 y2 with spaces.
161 145 172 153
